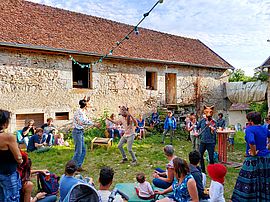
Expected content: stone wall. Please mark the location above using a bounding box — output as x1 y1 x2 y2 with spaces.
0 47 228 132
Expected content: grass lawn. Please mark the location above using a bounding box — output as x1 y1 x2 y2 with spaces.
29 130 246 201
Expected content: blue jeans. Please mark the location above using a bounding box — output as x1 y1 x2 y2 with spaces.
72 128 86 167
23 136 30 146
42 133 54 145
0 171 21 202
152 168 172 189
199 142 215 173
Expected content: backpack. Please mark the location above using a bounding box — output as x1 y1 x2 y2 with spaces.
37 172 60 195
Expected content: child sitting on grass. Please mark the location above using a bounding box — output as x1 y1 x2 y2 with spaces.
207 163 227 202
135 172 155 200
54 130 69 147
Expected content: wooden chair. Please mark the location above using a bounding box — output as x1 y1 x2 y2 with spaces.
91 137 113 151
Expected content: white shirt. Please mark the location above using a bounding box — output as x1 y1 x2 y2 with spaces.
97 190 123 202
137 181 154 198
209 180 225 202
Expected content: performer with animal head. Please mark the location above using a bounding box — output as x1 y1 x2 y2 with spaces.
107 106 138 165
197 105 217 173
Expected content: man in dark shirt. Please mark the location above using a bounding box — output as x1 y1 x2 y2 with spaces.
22 119 36 146
216 113 225 129
197 116 216 173
189 150 209 201
27 128 47 152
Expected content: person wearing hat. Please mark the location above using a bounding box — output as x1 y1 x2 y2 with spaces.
162 111 177 145
72 97 100 171
207 163 227 202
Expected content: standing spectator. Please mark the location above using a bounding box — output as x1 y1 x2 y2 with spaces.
207 164 227 202
98 166 123 202
155 157 199 202
27 128 50 153
105 114 120 139
135 172 154 200
72 97 100 171
152 145 176 189
41 118 56 146
22 119 36 146
197 110 216 173
231 112 270 201
188 115 200 151
188 151 209 201
107 106 138 165
0 109 23 202
136 114 145 139
162 111 177 145
216 113 225 129
150 108 160 128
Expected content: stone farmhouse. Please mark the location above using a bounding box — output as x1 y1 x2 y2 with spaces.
0 0 233 132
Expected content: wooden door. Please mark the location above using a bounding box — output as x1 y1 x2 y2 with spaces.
165 73 177 104
16 113 44 130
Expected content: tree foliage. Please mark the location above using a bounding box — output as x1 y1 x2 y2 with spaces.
229 68 268 82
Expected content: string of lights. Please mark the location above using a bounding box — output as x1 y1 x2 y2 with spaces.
70 0 164 68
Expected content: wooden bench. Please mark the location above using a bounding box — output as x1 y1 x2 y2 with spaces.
91 137 113 151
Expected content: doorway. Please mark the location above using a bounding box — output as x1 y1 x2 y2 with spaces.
165 73 177 104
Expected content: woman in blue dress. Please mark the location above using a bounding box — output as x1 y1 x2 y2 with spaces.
231 111 270 201
155 157 199 202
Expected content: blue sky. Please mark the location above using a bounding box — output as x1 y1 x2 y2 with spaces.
29 0 270 76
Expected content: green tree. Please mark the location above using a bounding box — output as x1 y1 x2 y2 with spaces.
229 69 254 82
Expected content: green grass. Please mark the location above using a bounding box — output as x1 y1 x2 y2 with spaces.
28 131 246 200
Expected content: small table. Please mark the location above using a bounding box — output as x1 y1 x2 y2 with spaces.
217 129 235 163
91 137 113 151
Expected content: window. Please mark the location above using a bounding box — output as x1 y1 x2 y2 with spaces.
72 62 92 89
146 71 157 90
55 112 69 120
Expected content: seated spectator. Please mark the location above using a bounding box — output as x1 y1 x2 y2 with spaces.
150 108 160 128
27 128 50 152
155 157 199 202
136 114 145 139
106 114 120 138
98 166 123 202
59 160 95 202
188 150 209 201
207 164 227 202
41 118 56 146
18 151 57 202
22 119 36 146
135 172 154 200
54 131 69 147
152 145 176 189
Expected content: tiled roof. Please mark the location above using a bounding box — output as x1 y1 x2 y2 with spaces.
0 0 232 68
261 56 270 67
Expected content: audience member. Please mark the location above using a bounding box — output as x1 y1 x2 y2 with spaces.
155 157 199 202
231 112 270 201
18 151 57 202
188 150 209 201
216 113 225 129
54 131 69 147
188 115 200 151
227 131 235 152
207 163 227 202
136 114 145 139
98 166 123 202
150 108 160 128
106 114 120 139
27 128 50 153
152 145 176 189
162 111 177 145
0 109 23 202
59 160 95 201
135 172 154 200
41 118 56 146
22 119 36 146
